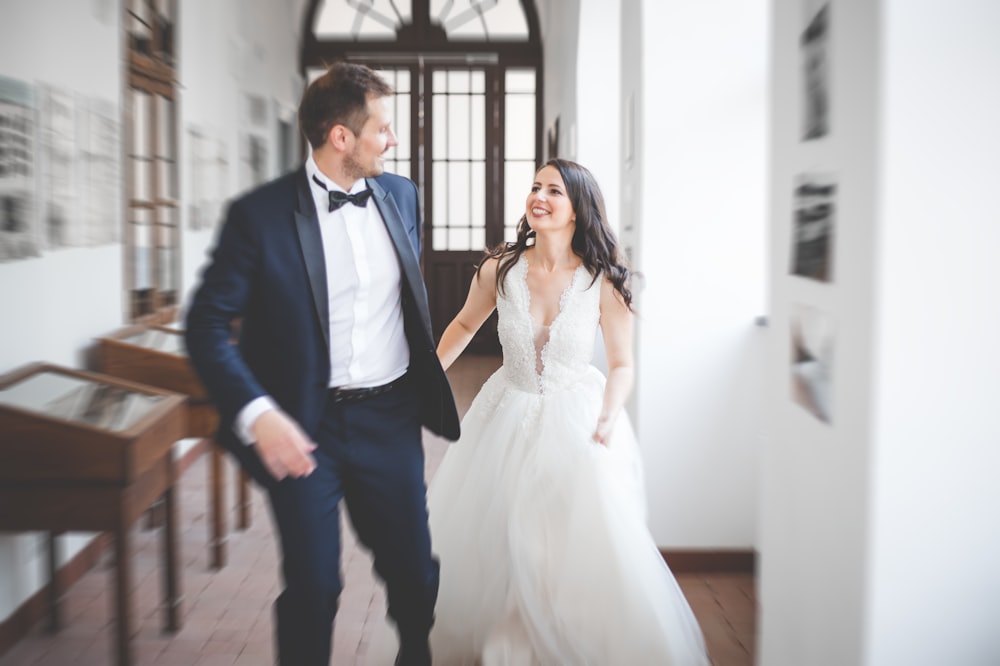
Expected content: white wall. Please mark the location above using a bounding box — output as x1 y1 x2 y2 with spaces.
0 0 302 627
631 0 769 548
178 0 305 308
575 0 621 231
538 0 579 165
866 1 1000 663
0 0 125 623
760 0 881 661
538 0 620 223
0 0 124 373
760 1 1000 664
619 0 644 307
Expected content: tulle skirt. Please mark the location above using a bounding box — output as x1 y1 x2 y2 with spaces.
370 366 708 666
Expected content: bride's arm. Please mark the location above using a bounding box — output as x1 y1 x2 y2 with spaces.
436 257 499 372
593 278 635 445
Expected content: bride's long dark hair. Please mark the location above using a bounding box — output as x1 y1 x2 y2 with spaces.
477 158 633 309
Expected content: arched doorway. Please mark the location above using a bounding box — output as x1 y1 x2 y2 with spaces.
301 0 542 352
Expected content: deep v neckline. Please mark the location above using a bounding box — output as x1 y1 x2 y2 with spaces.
519 256 585 387
520 255 585 332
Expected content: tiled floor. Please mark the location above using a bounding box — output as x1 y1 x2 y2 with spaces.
0 355 755 665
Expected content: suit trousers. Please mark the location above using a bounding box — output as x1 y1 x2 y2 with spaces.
263 377 439 665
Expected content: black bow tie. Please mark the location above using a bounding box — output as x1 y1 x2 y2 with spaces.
312 175 373 212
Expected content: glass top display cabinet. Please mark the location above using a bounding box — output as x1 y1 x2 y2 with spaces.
0 362 187 485
97 324 205 398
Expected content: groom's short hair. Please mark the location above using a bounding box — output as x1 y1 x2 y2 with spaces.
299 61 394 149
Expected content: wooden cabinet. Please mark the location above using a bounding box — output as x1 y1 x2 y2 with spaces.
0 363 186 666
96 324 252 569
96 324 214 431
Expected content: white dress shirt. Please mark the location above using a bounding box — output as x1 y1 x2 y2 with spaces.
234 156 410 444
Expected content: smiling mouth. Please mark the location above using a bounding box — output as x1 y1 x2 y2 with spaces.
531 207 549 216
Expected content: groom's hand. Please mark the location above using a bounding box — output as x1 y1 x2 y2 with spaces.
251 409 318 480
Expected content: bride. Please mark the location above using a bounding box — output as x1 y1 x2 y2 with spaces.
374 159 708 665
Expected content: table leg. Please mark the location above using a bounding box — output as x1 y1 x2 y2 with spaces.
144 497 165 529
237 467 251 530
46 532 61 633
162 485 181 632
113 521 132 666
209 444 227 569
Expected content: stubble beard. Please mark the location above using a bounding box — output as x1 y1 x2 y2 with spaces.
344 147 383 182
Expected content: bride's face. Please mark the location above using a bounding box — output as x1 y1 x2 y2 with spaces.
526 165 576 234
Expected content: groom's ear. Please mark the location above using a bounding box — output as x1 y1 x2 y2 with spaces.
327 124 352 151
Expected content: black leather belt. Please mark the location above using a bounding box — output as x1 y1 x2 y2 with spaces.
328 375 406 403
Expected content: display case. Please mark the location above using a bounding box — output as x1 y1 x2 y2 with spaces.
96 325 212 430
0 363 186 666
97 324 252 569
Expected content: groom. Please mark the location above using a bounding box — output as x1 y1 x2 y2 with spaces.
185 62 460 666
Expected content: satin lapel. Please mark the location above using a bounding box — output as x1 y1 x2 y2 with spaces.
369 179 434 336
294 168 330 351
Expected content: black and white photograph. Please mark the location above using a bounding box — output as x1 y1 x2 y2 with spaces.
790 303 834 424
240 132 268 190
80 96 121 245
39 85 78 248
45 382 161 431
187 125 209 230
0 75 39 262
546 115 559 161
801 2 830 141
77 384 130 429
277 114 298 173
790 173 835 281
209 137 230 228
188 126 230 230
623 93 635 169
240 92 270 190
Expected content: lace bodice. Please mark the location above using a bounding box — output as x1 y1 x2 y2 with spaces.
496 255 602 394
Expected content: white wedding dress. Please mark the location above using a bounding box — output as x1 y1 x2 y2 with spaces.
371 255 709 666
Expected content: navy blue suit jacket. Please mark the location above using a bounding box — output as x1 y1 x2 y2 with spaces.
185 167 460 462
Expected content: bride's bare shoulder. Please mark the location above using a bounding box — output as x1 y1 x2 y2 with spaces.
476 255 501 280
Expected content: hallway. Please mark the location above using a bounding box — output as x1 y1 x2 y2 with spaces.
0 356 755 666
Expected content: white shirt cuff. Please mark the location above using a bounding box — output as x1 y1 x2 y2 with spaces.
234 396 278 445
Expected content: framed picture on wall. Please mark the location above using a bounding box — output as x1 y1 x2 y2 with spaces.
546 116 559 161
80 97 121 245
790 173 836 282
39 84 78 249
187 126 206 230
624 93 635 169
240 133 269 190
790 303 834 424
188 126 229 230
801 2 830 141
274 98 299 173
0 75 40 262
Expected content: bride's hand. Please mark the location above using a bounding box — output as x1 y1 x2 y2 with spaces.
592 413 616 446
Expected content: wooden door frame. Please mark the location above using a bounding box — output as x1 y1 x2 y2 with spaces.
299 1 543 352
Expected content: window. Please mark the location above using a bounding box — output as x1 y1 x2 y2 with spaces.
432 69 487 251
503 68 535 242
125 0 180 322
314 0 530 41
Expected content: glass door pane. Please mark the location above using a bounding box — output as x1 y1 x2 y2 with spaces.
429 68 487 252
503 68 535 241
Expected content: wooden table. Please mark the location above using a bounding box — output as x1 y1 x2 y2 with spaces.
96 324 252 569
0 363 186 666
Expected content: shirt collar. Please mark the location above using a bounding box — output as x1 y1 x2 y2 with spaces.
305 155 368 195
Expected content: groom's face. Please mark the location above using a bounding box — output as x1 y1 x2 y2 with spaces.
344 95 398 181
